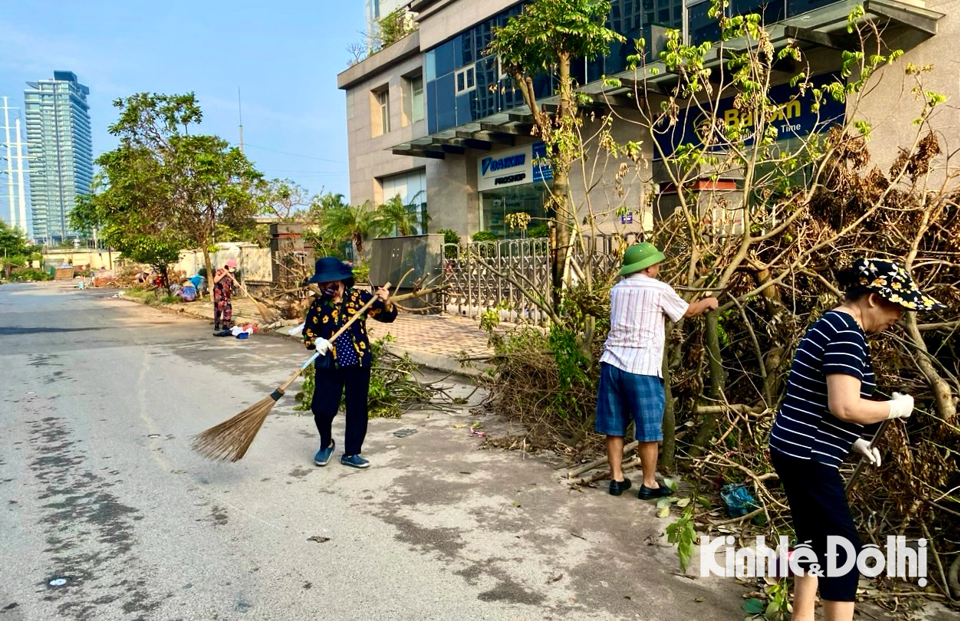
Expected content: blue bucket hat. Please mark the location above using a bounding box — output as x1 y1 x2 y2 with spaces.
307 257 353 284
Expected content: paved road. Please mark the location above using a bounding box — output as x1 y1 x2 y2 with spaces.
0 282 748 621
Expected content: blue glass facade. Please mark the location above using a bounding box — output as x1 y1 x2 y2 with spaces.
688 0 843 46
425 0 685 134
424 0 849 134
24 72 93 244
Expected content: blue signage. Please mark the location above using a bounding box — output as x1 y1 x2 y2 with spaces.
481 152 526 176
532 141 553 183
654 72 847 159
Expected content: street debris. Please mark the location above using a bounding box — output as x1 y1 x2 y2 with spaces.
307 536 330 544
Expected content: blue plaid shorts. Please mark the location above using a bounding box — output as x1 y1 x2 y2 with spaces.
595 362 666 442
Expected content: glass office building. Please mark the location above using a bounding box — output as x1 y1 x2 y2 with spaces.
24 71 93 244
425 0 686 134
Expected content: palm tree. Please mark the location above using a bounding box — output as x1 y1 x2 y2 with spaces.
318 200 379 254
376 192 426 237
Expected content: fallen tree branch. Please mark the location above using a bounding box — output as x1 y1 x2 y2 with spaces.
566 440 639 478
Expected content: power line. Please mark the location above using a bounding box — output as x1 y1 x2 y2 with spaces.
238 142 346 164
260 169 347 175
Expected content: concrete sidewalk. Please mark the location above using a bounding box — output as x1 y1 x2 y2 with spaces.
115 291 494 376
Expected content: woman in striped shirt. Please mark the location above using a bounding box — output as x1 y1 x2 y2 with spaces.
769 258 944 621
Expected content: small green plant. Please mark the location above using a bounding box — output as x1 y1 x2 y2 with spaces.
439 228 461 259
351 260 371 283
665 503 698 573
8 268 51 282
471 230 498 242
526 223 551 238
480 308 501 334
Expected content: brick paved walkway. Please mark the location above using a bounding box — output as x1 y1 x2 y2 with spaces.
366 313 491 359
119 292 494 372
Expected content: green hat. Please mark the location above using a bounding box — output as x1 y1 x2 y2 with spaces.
621 242 666 276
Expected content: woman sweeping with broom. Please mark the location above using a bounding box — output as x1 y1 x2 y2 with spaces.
302 257 397 469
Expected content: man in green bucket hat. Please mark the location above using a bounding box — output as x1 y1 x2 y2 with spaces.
597 242 719 499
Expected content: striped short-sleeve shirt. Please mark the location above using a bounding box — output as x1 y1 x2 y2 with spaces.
769 311 876 468
600 274 690 378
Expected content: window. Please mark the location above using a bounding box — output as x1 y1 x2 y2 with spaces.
455 64 476 95
402 75 424 126
374 87 390 135
411 76 424 123
380 169 427 236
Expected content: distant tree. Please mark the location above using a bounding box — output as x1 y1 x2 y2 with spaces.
256 178 309 221
101 93 263 289
0 220 32 258
317 200 380 255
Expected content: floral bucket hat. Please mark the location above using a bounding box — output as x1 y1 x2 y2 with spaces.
853 258 946 311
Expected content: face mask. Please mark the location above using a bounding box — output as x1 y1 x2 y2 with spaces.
320 284 339 297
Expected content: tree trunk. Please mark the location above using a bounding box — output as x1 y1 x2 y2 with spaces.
548 53 575 312
754 268 785 406
202 246 214 301
158 264 169 290
691 310 725 455
659 344 677 473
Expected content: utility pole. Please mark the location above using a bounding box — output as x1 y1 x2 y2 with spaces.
2 97 14 230
14 115 28 234
238 87 244 154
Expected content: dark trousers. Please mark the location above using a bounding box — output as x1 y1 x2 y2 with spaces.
771 450 862 601
311 365 371 456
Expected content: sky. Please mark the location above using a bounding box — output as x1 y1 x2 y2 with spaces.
0 0 366 208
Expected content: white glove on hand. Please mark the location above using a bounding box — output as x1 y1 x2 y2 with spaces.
314 338 332 355
852 438 881 467
887 392 914 420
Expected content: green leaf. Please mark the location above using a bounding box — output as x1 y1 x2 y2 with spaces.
742 598 765 614
658 504 671 518
676 498 691 508
663 477 679 492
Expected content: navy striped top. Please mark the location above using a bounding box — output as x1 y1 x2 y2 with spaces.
769 311 876 468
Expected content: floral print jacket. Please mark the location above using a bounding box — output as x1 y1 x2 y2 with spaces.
302 288 397 367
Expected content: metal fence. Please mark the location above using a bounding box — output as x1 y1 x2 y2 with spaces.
441 231 646 324
442 238 552 324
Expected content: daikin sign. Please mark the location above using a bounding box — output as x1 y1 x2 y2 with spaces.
478 141 552 191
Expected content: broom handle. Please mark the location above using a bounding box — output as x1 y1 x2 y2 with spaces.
225 270 260 302
275 282 392 394
845 418 890 492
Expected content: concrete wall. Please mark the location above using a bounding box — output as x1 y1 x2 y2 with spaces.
568 108 657 236
343 40 434 209
42 250 123 270
424 151 475 237
852 0 960 173
173 244 272 283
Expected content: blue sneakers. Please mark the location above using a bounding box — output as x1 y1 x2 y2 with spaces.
340 454 370 469
314 440 335 466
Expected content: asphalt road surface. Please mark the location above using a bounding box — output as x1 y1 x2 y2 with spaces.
0 282 750 621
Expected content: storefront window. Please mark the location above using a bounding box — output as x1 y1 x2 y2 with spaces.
479 183 552 240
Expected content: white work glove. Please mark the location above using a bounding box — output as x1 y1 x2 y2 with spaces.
314 338 332 355
887 392 914 420
852 438 881 467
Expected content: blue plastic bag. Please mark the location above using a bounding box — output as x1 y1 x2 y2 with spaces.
720 483 759 517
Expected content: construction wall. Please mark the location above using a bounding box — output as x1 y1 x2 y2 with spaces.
173 244 272 283
42 245 273 283
42 250 123 270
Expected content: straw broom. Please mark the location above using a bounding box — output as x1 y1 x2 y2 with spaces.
191 282 392 462
224 271 279 324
